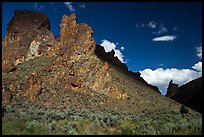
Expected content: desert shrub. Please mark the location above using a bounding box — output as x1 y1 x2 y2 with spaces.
2 105 202 135
61 121 79 135
2 118 25 135
120 126 134 135
24 120 50 135
93 116 101 126
2 118 49 135
180 105 189 114
118 119 136 135
145 125 156 135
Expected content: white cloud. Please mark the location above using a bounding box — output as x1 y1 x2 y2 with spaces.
153 24 168 35
120 47 125 51
115 49 125 63
64 2 75 12
100 40 125 63
140 67 202 95
140 43 202 95
192 62 202 72
147 21 157 29
100 40 116 52
79 4 86 9
196 46 202 59
153 35 176 42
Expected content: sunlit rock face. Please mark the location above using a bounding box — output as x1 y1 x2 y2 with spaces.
47 13 130 99
2 10 57 72
2 10 135 101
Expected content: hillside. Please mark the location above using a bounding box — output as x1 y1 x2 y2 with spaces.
166 77 202 113
2 10 202 135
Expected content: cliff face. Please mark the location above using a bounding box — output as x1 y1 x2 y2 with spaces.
3 10 186 114
2 10 130 105
165 77 202 113
2 10 57 73
165 80 180 97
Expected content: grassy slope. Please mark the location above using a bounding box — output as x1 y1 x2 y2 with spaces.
2 56 202 135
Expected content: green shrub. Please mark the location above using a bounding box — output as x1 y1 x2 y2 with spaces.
2 118 49 135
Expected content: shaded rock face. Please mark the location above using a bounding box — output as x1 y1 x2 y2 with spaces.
173 77 202 113
95 45 160 94
166 77 202 113
95 45 128 72
165 80 180 97
2 10 57 72
6 10 50 33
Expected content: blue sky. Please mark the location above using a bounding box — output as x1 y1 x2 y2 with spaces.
2 2 202 95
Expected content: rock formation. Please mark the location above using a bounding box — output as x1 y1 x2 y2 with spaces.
165 80 180 97
2 10 57 73
95 45 160 94
2 10 132 102
23 73 42 101
4 10 185 114
165 77 202 113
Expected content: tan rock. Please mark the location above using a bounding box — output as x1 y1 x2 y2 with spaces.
2 89 11 104
24 73 42 101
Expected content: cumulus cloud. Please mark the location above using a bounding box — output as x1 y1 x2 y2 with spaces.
140 67 202 94
140 43 202 95
147 21 157 29
193 45 202 71
64 2 75 12
196 46 202 59
153 35 176 42
192 61 202 72
100 40 125 63
114 49 125 63
100 40 116 52
120 47 125 51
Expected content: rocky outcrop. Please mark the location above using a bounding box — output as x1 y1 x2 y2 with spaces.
45 13 129 99
165 80 180 97
23 73 42 101
95 45 160 94
173 77 202 113
2 10 162 105
95 45 128 72
2 10 58 72
2 89 11 104
165 77 202 113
